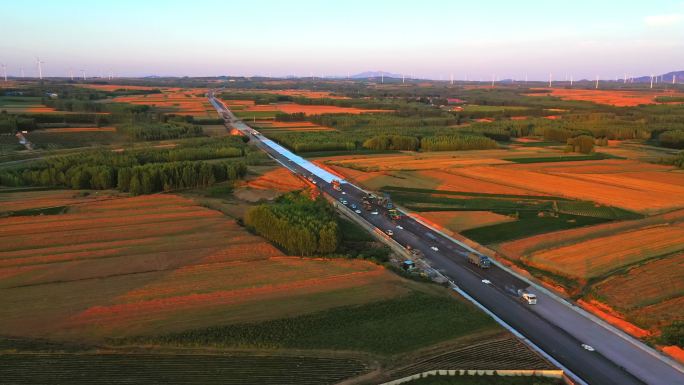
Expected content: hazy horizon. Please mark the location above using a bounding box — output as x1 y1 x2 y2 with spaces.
2 0 684 80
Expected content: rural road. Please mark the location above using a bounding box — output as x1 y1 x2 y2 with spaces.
209 92 684 385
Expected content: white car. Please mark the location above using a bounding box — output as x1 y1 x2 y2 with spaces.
341 191 346 195
396 225 403 230
430 246 439 252
354 209 362 214
581 344 595 352
370 211 379 215
386 230 394 236
342 200 348 205
481 279 492 285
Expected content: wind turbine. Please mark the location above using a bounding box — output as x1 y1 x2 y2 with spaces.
595 75 599 89
20 67 24 79
624 73 627 84
570 75 573 87
81 69 86 81
36 57 44 80
674 74 677 85
69 68 74 81
491 73 495 88
450 73 454 85
548 73 552 88
650 74 654 89
1 64 7 82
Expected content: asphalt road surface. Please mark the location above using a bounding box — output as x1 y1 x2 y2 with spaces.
209 92 684 385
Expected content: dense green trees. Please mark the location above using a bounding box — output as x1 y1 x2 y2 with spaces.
0 138 248 194
565 135 595 154
420 135 498 151
658 130 684 149
244 192 340 255
117 121 203 140
362 135 419 151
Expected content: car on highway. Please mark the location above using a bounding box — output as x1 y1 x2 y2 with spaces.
396 225 403 230
354 209 362 214
341 191 346 195
370 211 379 215
430 246 439 252
350 204 357 209
342 200 348 205
481 279 492 285
582 344 596 352
386 229 394 236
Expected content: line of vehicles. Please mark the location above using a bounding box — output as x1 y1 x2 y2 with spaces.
303 174 540 307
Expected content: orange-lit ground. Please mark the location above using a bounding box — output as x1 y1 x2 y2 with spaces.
527 88 684 107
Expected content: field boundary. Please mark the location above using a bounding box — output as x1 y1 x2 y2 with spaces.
379 369 565 385
404 204 684 375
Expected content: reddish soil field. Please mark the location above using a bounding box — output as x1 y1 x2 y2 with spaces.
0 190 117 213
498 209 684 260
524 223 684 279
112 88 216 117
452 164 684 212
419 211 515 232
592 253 684 311
245 168 308 192
527 88 684 107
0 192 405 340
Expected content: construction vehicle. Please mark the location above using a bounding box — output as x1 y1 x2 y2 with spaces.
467 252 491 269
517 289 538 305
376 193 394 209
332 179 342 191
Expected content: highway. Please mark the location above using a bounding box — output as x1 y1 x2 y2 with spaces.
209 92 684 385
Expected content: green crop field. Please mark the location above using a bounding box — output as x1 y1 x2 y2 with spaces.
0 353 367 385
113 291 497 356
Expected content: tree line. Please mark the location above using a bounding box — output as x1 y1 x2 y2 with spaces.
244 192 340 255
117 121 204 141
0 138 248 194
659 130 684 149
420 135 498 151
362 135 419 151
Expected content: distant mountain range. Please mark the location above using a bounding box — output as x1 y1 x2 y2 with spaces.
630 70 683 83
349 71 404 79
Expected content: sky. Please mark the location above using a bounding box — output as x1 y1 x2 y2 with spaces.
2 0 684 80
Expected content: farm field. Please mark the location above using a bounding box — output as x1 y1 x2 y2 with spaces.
0 353 367 385
526 88 684 106
0 191 411 341
522 223 684 279
251 120 335 133
450 162 684 213
591 252 684 314
0 96 56 113
111 87 217 117
418 211 516 233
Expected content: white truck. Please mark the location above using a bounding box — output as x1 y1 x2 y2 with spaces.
517 289 538 305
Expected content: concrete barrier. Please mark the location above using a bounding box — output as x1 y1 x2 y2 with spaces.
379 369 565 385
